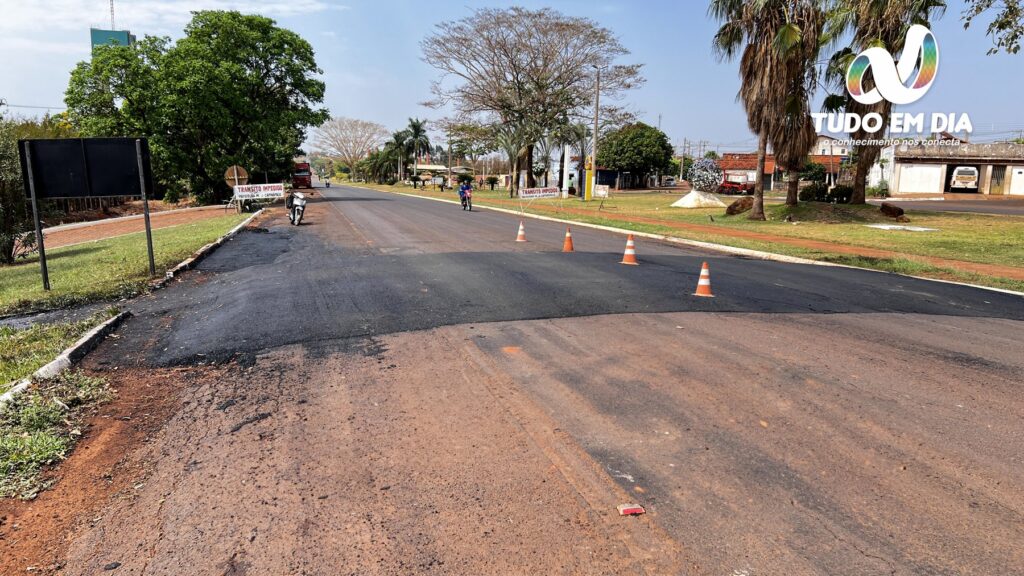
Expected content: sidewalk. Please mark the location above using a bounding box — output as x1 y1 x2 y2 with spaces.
43 205 232 249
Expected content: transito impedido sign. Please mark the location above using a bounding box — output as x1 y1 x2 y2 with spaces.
233 183 285 200
519 187 560 199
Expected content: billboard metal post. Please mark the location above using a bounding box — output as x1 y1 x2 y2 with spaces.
135 139 156 277
23 142 50 291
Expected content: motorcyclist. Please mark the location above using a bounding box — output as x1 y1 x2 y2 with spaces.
458 181 473 211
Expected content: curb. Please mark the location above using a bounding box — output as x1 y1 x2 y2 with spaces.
351 185 1024 298
0 311 132 412
151 208 264 289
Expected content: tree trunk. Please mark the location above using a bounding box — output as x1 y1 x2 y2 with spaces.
749 124 768 221
510 155 519 198
851 153 874 204
786 171 799 206
557 147 565 188
525 144 536 188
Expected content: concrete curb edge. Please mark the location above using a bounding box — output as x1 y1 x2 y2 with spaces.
0 311 132 412
353 186 1024 298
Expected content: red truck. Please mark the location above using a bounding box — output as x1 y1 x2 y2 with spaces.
292 162 312 189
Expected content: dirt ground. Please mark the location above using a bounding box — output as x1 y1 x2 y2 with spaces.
1 329 690 575
0 365 206 573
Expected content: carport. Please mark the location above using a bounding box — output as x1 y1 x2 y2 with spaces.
891 142 1024 197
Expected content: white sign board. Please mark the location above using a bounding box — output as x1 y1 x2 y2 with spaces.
593 184 610 198
233 183 286 200
519 186 560 199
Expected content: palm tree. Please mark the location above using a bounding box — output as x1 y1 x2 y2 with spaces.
769 1 827 206
493 122 530 198
534 136 555 186
827 0 946 204
385 130 409 180
555 123 592 195
712 0 791 220
406 118 431 178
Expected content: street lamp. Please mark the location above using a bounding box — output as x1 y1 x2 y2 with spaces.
589 64 607 202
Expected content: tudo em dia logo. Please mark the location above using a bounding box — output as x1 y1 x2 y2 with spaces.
812 24 973 136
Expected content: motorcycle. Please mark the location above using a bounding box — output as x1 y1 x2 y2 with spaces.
288 191 307 225
461 189 473 211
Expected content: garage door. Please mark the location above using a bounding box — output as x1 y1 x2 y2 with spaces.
1010 166 1024 196
898 164 944 194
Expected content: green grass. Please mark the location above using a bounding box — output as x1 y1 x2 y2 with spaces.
357 183 1024 291
0 214 249 316
0 310 119 392
1 370 112 499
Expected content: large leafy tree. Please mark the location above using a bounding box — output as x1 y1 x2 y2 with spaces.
312 117 389 176
421 7 643 193
0 119 30 265
825 0 946 204
963 0 1024 54
596 122 673 188
65 11 327 203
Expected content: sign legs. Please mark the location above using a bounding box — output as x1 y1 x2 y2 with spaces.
136 139 156 277
24 142 50 291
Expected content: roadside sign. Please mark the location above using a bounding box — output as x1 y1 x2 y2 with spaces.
233 183 285 200
519 186 560 199
18 138 157 291
19 138 153 200
224 165 249 187
593 184 610 198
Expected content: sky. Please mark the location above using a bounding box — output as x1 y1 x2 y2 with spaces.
1 0 1022 153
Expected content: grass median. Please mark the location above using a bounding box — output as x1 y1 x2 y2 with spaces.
0 310 119 393
356 183 1024 292
0 213 250 316
1 370 113 499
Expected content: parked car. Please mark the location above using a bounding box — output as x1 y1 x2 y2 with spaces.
950 166 979 190
718 181 754 195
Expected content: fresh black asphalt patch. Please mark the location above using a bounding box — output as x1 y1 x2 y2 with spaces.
105 187 1024 368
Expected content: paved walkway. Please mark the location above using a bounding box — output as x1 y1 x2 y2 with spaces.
43 206 232 249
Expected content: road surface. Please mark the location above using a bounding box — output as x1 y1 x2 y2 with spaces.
3 184 1022 575
869 197 1024 215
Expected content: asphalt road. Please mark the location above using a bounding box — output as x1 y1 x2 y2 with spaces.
115 185 1023 367
8 184 1023 575
869 197 1024 215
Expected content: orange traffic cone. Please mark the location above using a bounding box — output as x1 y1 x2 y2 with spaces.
693 261 714 297
620 234 638 265
515 220 527 242
562 226 575 252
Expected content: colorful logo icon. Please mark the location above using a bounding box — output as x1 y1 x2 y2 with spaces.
846 24 939 106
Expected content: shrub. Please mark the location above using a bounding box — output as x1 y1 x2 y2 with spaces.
800 182 828 202
827 185 854 204
867 181 889 198
456 173 474 185
485 176 499 190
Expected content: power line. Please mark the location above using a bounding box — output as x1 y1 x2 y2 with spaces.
2 103 67 110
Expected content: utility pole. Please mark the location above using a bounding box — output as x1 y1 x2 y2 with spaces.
590 64 605 202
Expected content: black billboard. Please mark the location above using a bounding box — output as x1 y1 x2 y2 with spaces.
19 137 154 200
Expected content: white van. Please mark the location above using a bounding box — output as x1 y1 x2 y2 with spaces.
950 166 979 190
